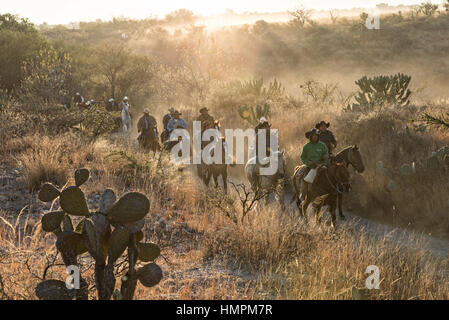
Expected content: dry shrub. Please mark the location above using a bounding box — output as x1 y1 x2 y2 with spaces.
15 133 93 191
202 208 314 272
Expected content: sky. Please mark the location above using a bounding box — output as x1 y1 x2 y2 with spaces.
0 0 443 25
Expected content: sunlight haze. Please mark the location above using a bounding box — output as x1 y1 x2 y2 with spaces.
0 0 442 24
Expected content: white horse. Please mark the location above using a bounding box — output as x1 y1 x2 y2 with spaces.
245 150 286 211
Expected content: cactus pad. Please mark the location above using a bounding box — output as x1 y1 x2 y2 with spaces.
41 211 65 232
62 214 74 231
56 231 83 253
75 168 90 187
35 280 74 300
137 243 160 262
99 189 117 214
137 263 163 288
136 230 144 243
60 186 89 216
106 192 150 224
38 183 60 202
107 227 130 264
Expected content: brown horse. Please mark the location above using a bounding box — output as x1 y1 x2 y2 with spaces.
137 129 160 153
199 137 229 193
301 163 352 228
331 145 365 219
291 145 364 219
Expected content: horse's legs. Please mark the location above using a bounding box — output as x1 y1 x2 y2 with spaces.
337 193 345 220
222 170 228 194
278 186 286 212
301 195 310 223
330 201 338 229
213 173 219 189
265 191 270 206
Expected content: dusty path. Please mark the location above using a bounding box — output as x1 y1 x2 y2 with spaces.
341 212 449 259
225 165 449 261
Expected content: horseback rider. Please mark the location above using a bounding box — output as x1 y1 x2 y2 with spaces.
299 128 329 201
74 92 85 110
255 117 272 161
163 107 175 130
197 107 215 132
167 110 188 131
106 98 116 112
120 96 132 133
316 120 337 155
196 107 216 150
165 110 188 152
137 108 158 149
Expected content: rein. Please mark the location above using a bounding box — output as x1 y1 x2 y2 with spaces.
324 169 345 195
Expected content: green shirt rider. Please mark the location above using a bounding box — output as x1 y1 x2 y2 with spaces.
299 128 329 200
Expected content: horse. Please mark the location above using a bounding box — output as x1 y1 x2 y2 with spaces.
300 162 352 228
245 150 287 211
197 121 230 193
199 137 229 193
137 128 160 153
291 145 364 219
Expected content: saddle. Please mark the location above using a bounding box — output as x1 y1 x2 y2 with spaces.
293 164 327 184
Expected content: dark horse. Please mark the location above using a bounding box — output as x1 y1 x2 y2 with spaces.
198 137 229 193
137 129 160 153
291 145 364 220
198 121 229 193
301 163 352 228
331 145 365 219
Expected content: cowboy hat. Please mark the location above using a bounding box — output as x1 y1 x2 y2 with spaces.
172 110 182 115
108 98 114 102
123 96 129 101
143 108 150 114
199 107 209 113
259 117 267 124
305 128 319 139
315 120 330 129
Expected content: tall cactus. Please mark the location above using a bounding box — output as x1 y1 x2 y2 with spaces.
346 73 412 112
238 103 270 126
36 169 162 300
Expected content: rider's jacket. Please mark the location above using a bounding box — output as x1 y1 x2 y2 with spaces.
167 118 188 131
162 113 172 130
138 115 157 133
300 141 329 168
318 130 337 152
196 114 215 133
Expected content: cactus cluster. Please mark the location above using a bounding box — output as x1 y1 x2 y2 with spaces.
346 73 412 112
36 168 162 300
238 103 270 126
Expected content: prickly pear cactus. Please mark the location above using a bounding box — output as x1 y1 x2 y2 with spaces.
238 103 270 126
36 169 163 300
346 73 412 112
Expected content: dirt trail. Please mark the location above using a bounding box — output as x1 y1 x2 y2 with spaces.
341 212 449 259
